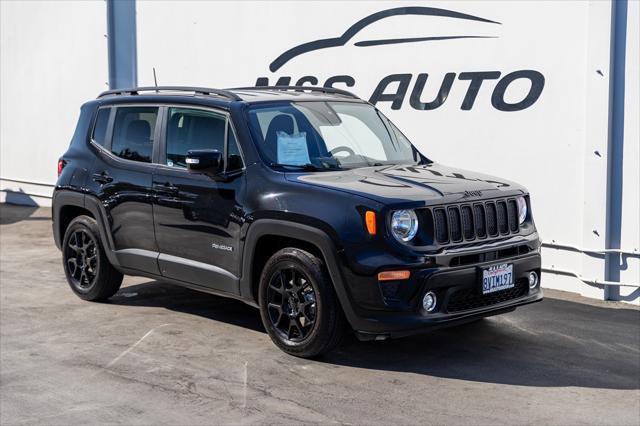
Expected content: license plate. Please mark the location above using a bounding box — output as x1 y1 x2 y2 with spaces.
481 263 514 295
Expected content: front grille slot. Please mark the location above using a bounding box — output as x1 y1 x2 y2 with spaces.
461 206 474 240
449 244 531 267
507 200 519 232
446 278 528 313
429 197 521 246
434 209 448 243
485 202 498 236
448 208 462 242
473 204 486 238
497 201 508 234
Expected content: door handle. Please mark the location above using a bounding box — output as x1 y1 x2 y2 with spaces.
92 172 113 184
153 182 179 194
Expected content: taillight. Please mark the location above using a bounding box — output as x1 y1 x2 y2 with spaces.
57 159 66 177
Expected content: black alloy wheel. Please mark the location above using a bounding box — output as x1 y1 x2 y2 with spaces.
64 229 99 289
258 247 346 357
266 266 317 342
62 215 123 301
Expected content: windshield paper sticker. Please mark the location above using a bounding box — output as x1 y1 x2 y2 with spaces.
277 131 310 166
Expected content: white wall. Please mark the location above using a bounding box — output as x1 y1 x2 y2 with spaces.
0 0 108 206
1 0 637 302
135 0 639 302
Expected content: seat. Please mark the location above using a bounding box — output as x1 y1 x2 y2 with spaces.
264 114 295 160
124 120 152 161
191 116 225 153
126 120 151 143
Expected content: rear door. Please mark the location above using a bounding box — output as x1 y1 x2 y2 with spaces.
87 105 161 274
152 106 246 294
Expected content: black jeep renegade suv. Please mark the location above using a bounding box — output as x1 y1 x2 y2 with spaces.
53 86 542 357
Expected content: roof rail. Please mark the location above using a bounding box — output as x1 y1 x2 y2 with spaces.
97 86 242 101
229 85 360 99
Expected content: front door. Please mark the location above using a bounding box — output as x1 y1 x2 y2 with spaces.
152 106 246 294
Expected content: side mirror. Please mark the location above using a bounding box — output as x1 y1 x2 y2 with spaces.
186 149 223 176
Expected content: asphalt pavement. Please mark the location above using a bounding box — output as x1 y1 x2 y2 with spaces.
1 203 639 425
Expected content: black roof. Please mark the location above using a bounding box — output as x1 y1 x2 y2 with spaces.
97 86 362 103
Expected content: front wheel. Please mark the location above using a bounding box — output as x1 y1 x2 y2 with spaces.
258 248 345 357
62 215 123 301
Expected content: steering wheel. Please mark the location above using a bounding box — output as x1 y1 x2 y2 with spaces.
329 146 356 157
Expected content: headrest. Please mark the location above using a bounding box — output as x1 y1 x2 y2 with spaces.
266 114 294 138
126 120 151 141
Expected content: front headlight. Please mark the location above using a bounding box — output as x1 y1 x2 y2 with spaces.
516 196 528 225
391 209 419 242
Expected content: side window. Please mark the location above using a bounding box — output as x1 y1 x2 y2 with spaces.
111 106 158 163
92 108 110 147
226 124 244 172
165 107 225 168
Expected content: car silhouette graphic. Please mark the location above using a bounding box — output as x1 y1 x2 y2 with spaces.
269 6 501 72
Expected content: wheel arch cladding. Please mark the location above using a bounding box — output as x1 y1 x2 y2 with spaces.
53 191 120 267
241 219 361 328
59 205 94 237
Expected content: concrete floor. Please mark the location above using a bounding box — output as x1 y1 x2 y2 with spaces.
1 203 639 425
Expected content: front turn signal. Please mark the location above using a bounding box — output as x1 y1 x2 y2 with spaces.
378 270 411 281
365 210 377 235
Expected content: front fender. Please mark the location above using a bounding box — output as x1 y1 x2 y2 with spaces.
240 219 364 330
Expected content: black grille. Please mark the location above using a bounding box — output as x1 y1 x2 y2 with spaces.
486 203 498 236
461 206 474 240
473 204 486 237
497 201 508 234
507 200 518 232
446 279 528 313
448 208 462 242
380 281 401 300
430 198 520 245
434 209 448 243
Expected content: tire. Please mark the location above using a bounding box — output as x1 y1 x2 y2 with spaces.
258 247 346 358
62 215 123 301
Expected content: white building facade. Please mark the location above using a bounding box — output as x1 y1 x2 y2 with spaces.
1 1 638 303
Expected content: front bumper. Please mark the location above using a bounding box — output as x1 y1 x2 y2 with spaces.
341 249 542 339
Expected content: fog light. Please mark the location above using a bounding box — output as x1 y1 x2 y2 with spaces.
422 291 437 312
528 271 539 288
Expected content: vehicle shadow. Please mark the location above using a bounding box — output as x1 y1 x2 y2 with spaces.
110 281 640 391
110 280 265 333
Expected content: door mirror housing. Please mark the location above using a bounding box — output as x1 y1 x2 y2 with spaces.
186 149 223 176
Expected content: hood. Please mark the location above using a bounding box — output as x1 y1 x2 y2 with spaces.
285 162 525 205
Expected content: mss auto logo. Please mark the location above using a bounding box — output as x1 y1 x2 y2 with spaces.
255 6 545 112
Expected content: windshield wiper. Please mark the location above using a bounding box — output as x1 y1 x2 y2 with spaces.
270 162 321 171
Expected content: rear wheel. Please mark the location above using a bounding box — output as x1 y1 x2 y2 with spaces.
62 215 123 301
258 248 345 358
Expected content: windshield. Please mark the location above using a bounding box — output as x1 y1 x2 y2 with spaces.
246 101 426 170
